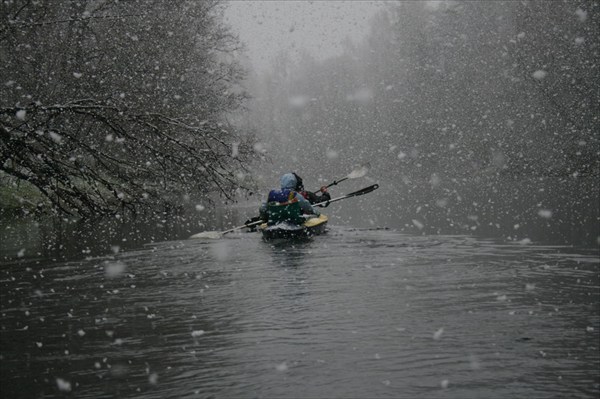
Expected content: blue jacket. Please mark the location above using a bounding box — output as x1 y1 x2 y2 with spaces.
259 173 319 220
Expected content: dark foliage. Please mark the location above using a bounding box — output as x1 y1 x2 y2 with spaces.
1 0 255 217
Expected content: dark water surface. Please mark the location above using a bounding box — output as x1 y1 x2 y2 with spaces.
1 228 598 398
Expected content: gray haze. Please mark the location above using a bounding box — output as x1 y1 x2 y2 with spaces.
0 2 598 398
236 0 599 246
224 1 386 71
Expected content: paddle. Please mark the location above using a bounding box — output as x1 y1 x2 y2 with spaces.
190 219 264 239
313 183 379 207
317 162 370 191
190 184 379 239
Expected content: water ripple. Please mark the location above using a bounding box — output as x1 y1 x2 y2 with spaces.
1 229 598 398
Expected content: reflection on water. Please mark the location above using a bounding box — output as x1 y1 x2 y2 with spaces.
0 205 248 264
1 229 598 398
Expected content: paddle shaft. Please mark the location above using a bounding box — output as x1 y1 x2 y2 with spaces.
314 184 379 207
325 176 348 188
315 162 370 192
230 184 378 231
194 183 379 238
232 184 377 230
221 219 264 235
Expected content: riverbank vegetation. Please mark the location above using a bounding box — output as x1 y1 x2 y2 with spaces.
1 0 255 218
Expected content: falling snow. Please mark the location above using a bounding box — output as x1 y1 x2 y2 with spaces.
0 1 598 398
532 70 547 80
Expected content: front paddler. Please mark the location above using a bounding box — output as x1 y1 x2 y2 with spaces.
259 173 320 225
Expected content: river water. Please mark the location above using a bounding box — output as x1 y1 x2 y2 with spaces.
1 227 598 398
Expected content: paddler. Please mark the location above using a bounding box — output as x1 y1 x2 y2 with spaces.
291 172 331 206
258 173 321 225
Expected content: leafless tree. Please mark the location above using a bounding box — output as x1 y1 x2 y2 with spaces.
1 0 255 217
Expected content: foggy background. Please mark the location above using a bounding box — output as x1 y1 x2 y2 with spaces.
228 0 599 246
225 1 386 71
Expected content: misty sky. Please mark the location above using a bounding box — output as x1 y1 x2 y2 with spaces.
224 1 386 71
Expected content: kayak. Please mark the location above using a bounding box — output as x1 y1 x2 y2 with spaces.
189 184 378 240
259 214 328 240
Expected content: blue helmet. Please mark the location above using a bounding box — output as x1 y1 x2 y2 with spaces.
279 173 297 190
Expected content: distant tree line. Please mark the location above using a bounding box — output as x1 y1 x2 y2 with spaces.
247 0 598 243
0 0 255 217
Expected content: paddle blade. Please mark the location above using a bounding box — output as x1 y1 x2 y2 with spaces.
347 183 379 197
313 183 379 207
347 163 370 179
190 231 223 239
